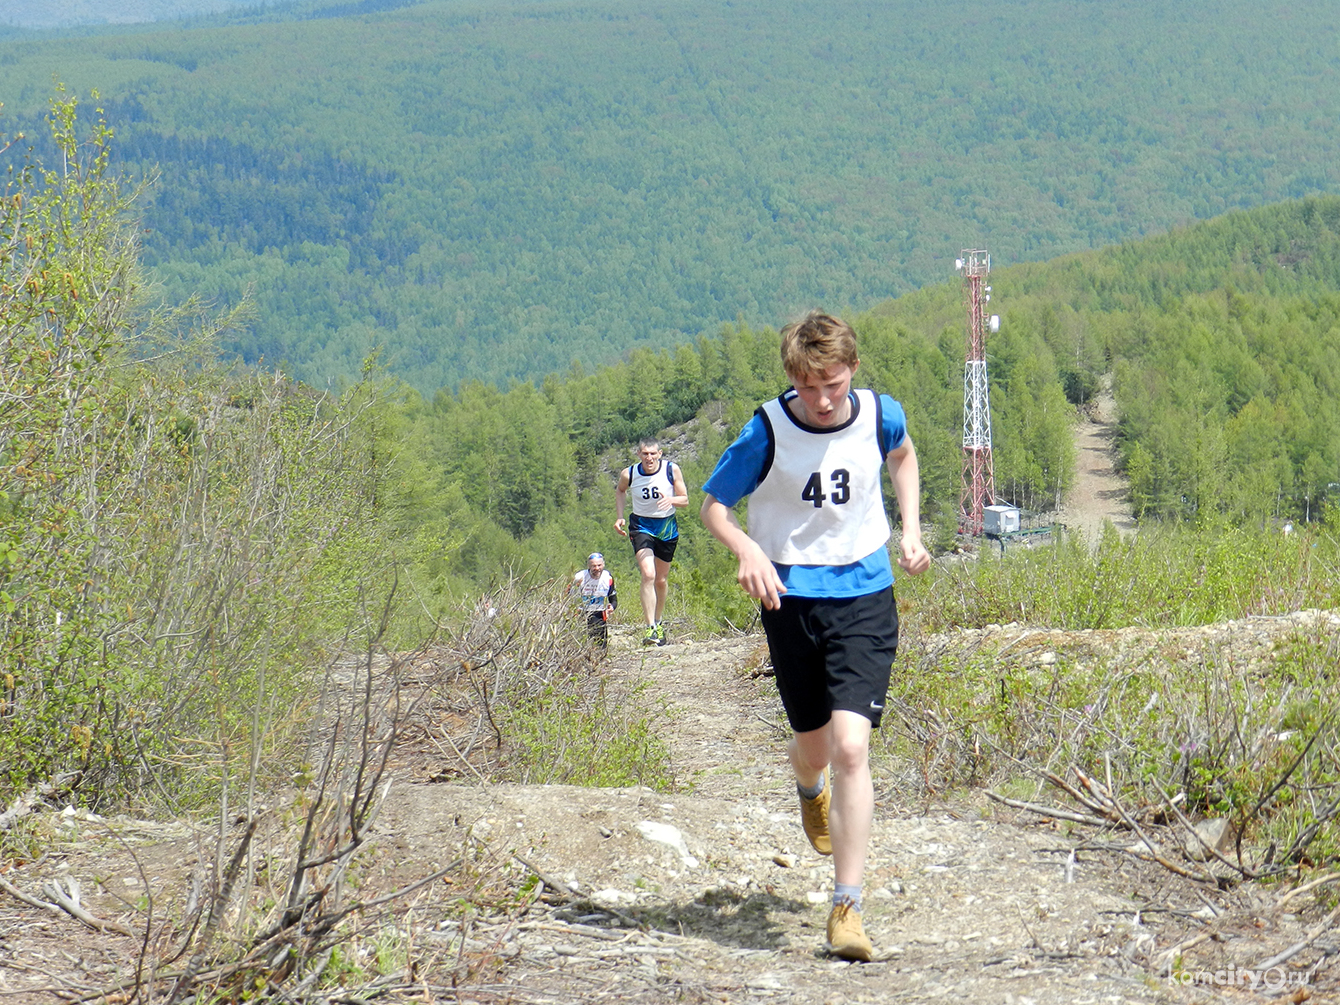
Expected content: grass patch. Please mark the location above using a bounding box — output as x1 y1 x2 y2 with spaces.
502 676 673 790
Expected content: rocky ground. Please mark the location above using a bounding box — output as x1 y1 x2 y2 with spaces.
3 616 1339 1003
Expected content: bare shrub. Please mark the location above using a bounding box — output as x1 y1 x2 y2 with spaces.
399 576 674 790
880 615 1340 878
0 91 407 811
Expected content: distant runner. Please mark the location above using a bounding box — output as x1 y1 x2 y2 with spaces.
568 552 618 648
614 438 689 646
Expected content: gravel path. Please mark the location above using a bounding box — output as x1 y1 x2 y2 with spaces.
3 623 1335 1002
1057 382 1137 542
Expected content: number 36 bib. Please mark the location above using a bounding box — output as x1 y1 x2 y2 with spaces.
747 388 891 566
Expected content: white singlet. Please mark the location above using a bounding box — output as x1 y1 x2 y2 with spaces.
627 461 677 519
573 570 615 612
747 389 891 566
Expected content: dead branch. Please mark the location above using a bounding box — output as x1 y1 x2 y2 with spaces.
1046 768 1125 823
1282 794 1340 868
1247 718 1328 822
1071 768 1125 820
39 877 136 938
1107 791 1221 886
1277 871 1340 911
164 818 256 1005
1152 782 1258 879
0 875 62 915
984 789 1111 827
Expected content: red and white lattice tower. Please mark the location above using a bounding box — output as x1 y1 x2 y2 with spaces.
957 250 999 536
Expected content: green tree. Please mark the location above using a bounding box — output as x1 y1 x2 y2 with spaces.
436 381 575 538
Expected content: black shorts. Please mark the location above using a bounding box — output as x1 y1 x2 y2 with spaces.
630 532 678 564
585 611 609 647
760 587 899 733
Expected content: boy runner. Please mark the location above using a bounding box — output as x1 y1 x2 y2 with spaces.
699 311 930 961
568 552 618 648
614 438 689 646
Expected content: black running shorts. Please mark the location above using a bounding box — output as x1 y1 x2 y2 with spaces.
630 531 678 564
760 587 899 733
585 611 609 648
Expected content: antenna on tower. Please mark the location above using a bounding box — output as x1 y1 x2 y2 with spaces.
957 250 1000 536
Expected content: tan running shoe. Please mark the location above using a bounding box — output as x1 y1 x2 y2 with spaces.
827 901 874 961
798 773 832 855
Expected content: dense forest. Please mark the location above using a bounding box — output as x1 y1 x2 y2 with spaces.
389 196 1340 629
2 0 1339 390
8 113 1340 1005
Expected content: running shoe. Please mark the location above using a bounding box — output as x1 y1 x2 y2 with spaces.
798 772 832 855
826 902 874 961
654 622 668 646
642 624 659 646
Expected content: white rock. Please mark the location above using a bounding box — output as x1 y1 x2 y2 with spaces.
635 820 699 867
592 887 637 907
1182 818 1236 861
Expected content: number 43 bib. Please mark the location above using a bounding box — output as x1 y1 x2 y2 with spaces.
747 389 891 566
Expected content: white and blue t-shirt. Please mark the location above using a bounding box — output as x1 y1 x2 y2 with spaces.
701 389 907 599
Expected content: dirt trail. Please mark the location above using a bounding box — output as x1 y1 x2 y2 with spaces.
2 390 1328 1004
1057 382 1137 541
359 627 1318 1003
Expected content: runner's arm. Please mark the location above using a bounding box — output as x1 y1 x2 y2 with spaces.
886 437 930 576
614 467 631 535
667 463 690 510
700 493 786 610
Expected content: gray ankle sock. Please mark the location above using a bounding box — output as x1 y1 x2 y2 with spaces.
833 883 862 911
797 772 826 801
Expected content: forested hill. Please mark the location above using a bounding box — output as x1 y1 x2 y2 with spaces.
394 195 1340 608
2 0 1340 391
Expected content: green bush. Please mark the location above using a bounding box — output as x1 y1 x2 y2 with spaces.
0 94 406 807
899 522 1340 633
